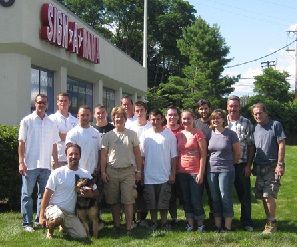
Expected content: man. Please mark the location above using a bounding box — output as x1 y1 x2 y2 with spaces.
165 106 182 225
93 104 114 135
130 101 152 137
194 99 213 221
39 143 99 239
251 102 286 234
49 92 78 169
194 99 212 140
101 106 142 233
121 95 137 129
66 105 101 175
18 94 59 232
226 95 254 231
130 101 152 226
141 109 178 229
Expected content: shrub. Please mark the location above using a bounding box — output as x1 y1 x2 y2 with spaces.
0 124 20 210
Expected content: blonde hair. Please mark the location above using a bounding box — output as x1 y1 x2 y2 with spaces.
111 106 127 121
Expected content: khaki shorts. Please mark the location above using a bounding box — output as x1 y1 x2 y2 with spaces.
45 205 87 239
254 169 280 199
104 165 137 205
144 182 171 210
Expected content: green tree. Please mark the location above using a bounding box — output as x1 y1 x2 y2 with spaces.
176 17 237 104
253 67 292 103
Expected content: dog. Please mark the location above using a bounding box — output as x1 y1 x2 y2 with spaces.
75 175 103 237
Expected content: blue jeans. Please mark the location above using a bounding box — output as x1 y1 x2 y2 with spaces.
21 168 51 226
207 171 235 218
177 173 205 220
234 163 253 226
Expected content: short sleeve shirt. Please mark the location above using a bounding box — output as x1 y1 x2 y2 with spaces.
208 128 239 172
253 120 286 165
18 111 60 170
176 129 205 174
65 125 101 173
101 128 140 168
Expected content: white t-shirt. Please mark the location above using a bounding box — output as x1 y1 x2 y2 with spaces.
46 166 95 214
49 111 78 162
125 115 137 129
140 127 178 184
65 125 101 173
130 121 152 139
18 111 60 170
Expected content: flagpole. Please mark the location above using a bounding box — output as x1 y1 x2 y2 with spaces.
143 0 147 68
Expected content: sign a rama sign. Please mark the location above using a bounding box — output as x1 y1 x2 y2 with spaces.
40 3 100 64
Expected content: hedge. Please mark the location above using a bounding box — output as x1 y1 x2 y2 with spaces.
0 124 20 210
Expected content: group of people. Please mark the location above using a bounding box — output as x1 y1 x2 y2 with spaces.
18 93 286 239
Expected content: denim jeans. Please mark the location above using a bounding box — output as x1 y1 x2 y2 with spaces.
177 173 205 220
234 163 253 226
207 171 235 218
21 168 51 226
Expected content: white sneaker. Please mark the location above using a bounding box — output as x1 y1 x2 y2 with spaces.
23 226 35 232
185 224 194 232
197 225 206 232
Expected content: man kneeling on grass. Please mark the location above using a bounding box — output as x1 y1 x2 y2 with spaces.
39 143 99 239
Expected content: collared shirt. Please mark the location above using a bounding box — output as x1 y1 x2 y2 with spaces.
125 115 137 129
65 125 101 174
18 111 60 170
49 111 78 162
227 115 254 163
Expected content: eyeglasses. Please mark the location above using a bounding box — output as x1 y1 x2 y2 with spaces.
35 101 47 105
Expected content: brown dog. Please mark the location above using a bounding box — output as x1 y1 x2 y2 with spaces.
75 175 102 237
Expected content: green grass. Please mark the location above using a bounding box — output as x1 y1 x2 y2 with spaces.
1 146 297 247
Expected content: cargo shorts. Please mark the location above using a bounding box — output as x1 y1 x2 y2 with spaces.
254 165 280 199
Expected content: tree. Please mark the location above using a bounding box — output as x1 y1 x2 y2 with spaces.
176 17 237 104
253 67 292 103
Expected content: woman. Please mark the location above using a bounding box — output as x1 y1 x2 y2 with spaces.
101 106 142 233
207 109 240 232
176 110 207 232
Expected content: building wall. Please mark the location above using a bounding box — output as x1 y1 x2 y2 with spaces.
0 0 147 125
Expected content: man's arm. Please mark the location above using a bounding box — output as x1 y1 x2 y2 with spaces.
100 148 109 183
133 145 142 182
196 138 207 184
18 140 27 176
275 139 285 176
232 142 241 165
245 144 255 177
169 157 177 183
52 144 59 169
39 188 54 227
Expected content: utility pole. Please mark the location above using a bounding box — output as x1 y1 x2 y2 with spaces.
261 60 276 69
287 29 297 99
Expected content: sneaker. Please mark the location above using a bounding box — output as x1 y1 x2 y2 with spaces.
138 219 149 228
221 227 232 233
185 224 194 232
33 221 42 229
262 221 277 234
161 222 171 230
23 225 35 232
197 225 206 232
244 225 254 232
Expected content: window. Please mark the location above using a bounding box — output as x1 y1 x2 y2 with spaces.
31 66 54 113
103 87 115 119
67 77 93 115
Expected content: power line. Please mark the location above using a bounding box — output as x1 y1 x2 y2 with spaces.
225 40 295 68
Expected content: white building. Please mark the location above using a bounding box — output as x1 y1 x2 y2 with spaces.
0 0 147 125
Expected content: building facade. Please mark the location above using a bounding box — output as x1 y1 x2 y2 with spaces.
0 0 147 125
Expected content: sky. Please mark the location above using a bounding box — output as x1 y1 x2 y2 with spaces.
187 0 297 96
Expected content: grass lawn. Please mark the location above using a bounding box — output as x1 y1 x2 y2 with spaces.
1 146 297 247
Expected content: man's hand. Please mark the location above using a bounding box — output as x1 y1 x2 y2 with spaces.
19 162 27 176
135 171 141 182
39 215 47 228
275 164 285 177
244 165 252 177
169 174 175 184
101 172 109 183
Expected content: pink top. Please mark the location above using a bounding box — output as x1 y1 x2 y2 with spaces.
176 129 205 174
